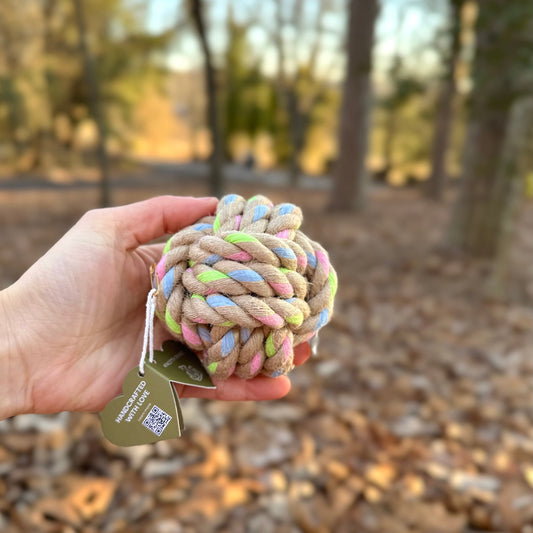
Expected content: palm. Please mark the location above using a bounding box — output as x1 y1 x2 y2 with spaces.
15 214 165 413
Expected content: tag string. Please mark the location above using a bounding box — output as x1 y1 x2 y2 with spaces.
310 332 320 357
139 288 157 376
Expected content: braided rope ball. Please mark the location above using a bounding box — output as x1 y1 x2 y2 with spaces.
153 194 337 380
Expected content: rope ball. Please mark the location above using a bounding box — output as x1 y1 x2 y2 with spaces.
153 194 337 380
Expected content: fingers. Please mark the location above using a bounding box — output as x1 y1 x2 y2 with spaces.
172 342 309 402
175 374 291 401
111 196 218 248
293 342 311 366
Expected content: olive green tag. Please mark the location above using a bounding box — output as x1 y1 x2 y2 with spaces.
100 341 215 447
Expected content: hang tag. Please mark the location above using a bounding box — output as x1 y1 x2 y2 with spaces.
100 341 215 447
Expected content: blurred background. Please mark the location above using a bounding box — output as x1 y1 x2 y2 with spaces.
1 0 533 531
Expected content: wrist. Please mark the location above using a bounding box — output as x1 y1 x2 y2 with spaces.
0 284 32 419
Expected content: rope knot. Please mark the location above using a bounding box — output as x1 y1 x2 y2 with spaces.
154 194 337 379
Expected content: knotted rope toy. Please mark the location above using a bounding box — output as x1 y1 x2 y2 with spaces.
152 194 337 380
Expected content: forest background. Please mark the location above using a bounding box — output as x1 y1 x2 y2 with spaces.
1 1 533 532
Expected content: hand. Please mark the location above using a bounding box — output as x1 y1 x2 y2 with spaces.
0 196 310 419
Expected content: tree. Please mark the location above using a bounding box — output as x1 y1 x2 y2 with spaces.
223 13 277 159
447 0 533 257
73 0 111 207
0 0 33 163
189 0 224 197
1 0 171 178
272 0 342 186
224 15 251 150
426 0 464 200
376 3 424 184
486 98 533 296
330 0 378 211
379 57 424 182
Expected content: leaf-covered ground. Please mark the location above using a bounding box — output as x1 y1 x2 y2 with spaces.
0 181 532 532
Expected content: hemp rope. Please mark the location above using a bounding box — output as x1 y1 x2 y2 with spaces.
153 194 338 380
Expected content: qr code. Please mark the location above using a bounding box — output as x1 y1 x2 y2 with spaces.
142 405 172 436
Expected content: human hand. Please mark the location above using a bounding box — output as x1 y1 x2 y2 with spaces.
0 196 310 419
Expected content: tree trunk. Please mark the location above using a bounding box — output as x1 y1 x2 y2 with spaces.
427 78 455 200
287 90 301 186
330 0 378 212
35 0 57 173
287 89 312 187
73 0 111 207
447 0 533 257
273 0 328 188
426 0 463 201
448 110 510 256
273 4 301 188
1 78 24 158
381 106 397 180
189 0 224 197
0 10 24 160
486 98 533 297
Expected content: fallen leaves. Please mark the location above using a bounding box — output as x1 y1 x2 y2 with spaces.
1 186 533 531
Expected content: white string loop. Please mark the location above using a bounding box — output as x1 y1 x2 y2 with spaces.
139 288 157 376
310 332 320 357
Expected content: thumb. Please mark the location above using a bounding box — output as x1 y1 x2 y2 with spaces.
110 196 218 247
